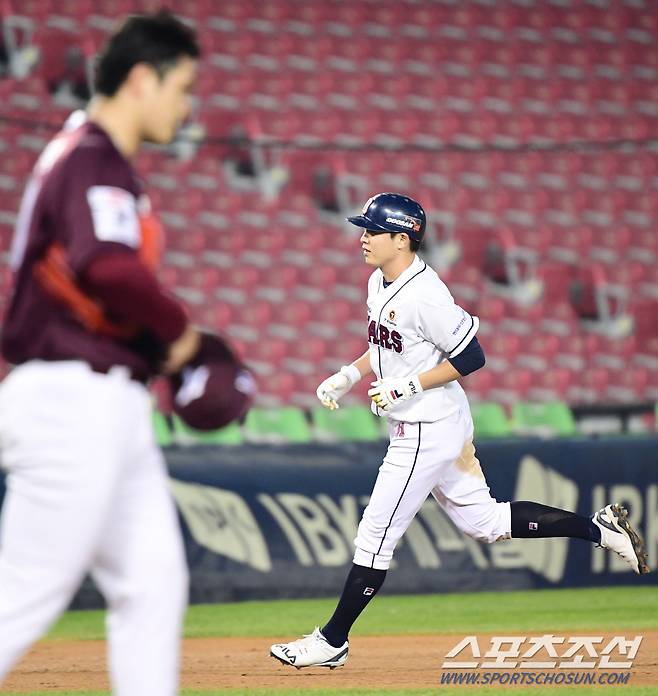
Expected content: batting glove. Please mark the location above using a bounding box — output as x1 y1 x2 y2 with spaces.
368 376 423 412
316 364 361 410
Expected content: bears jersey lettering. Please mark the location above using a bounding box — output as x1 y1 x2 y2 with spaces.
367 320 403 353
366 254 479 422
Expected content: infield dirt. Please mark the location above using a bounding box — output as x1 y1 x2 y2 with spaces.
2 631 657 692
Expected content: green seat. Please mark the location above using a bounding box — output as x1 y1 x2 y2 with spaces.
244 407 312 443
312 405 382 442
152 409 173 447
512 401 576 437
172 415 244 445
471 402 512 438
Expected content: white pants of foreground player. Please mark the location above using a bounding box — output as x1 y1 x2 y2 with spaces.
354 402 511 570
0 361 188 696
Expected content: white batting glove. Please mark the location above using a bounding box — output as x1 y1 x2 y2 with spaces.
316 364 361 410
368 376 423 412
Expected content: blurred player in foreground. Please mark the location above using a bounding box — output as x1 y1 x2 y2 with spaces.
271 192 650 671
0 12 200 695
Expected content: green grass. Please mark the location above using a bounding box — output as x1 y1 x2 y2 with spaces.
15 587 654 695
46 586 658 641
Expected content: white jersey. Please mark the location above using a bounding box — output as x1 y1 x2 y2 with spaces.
366 254 479 423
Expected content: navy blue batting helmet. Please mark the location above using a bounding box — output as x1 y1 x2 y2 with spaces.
347 192 426 242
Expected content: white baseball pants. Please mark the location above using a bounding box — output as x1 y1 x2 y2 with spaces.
354 405 511 570
0 361 188 695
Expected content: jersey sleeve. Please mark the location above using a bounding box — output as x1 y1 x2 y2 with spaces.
59 149 141 274
418 296 480 358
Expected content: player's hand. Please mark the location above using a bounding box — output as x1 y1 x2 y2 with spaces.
163 325 201 374
368 376 423 412
316 365 361 410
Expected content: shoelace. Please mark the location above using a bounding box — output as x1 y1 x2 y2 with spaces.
293 630 322 646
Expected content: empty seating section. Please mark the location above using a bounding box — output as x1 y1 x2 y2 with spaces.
1 0 657 415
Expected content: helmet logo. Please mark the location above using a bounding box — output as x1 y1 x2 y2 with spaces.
175 365 210 407
362 196 375 215
385 215 421 232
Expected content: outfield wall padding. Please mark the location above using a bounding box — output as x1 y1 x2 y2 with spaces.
0 436 656 607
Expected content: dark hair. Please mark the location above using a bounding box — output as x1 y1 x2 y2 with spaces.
94 10 200 97
389 233 421 252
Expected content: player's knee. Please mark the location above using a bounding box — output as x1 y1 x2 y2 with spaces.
353 545 393 570
353 517 397 570
471 525 511 544
450 501 511 544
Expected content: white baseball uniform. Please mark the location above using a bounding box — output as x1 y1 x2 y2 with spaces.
0 362 187 693
354 254 511 570
0 119 188 695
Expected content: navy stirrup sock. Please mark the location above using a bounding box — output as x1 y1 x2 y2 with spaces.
511 501 600 543
321 564 387 648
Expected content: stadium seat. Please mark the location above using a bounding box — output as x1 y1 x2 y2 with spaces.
471 402 512 438
511 402 577 437
527 368 573 402
459 370 493 402
244 407 312 443
172 415 244 446
255 372 297 406
311 405 381 442
4 1 658 420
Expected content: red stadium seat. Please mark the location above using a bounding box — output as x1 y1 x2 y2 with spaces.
568 367 610 404
9 1 658 413
607 368 650 404
489 369 533 405
246 337 289 368
283 337 328 376
517 334 561 371
268 299 313 337
256 372 296 406
482 334 521 372
528 368 574 402
220 266 262 294
192 304 234 333
477 297 507 328
459 369 493 402
630 299 658 343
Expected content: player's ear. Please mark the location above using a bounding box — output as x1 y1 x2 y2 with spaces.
397 233 408 250
125 62 160 98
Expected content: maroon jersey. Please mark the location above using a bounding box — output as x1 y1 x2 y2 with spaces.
2 120 168 380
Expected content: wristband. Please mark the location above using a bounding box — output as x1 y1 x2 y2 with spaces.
409 374 423 395
340 363 362 386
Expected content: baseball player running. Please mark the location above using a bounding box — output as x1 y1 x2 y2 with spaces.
0 13 200 695
270 192 650 670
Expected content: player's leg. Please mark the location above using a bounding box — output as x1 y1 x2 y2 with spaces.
90 384 188 696
0 363 130 682
509 501 649 573
271 414 465 668
509 500 598 540
434 434 649 574
430 434 511 545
